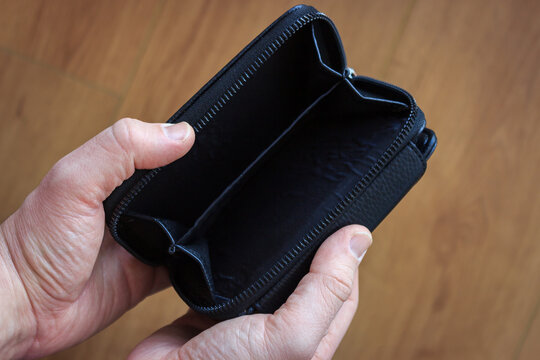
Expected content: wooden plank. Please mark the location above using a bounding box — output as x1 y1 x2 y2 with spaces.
0 50 119 220
335 0 540 359
0 0 162 94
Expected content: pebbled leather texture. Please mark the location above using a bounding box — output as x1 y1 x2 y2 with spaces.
103 5 436 319
252 143 426 316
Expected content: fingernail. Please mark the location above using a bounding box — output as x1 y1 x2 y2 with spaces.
162 122 191 141
357 250 367 263
350 231 372 263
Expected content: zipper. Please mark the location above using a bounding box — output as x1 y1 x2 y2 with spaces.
108 10 419 317
344 67 356 79
108 10 328 242
185 100 418 318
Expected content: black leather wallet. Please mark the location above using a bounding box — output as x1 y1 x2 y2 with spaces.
104 5 437 320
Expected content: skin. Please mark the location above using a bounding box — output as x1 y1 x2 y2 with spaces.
0 118 372 360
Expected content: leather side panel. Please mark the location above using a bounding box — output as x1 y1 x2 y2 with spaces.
250 142 427 316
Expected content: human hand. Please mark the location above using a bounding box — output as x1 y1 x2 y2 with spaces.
129 225 372 360
0 118 195 359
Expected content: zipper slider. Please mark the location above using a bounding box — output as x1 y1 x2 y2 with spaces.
415 128 437 161
344 67 356 79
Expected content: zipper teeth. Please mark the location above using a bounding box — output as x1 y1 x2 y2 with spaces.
107 9 419 316
188 100 418 316
108 11 325 239
192 12 324 133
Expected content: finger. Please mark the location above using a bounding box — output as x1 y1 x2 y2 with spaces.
312 270 360 360
128 311 217 360
127 322 192 360
38 118 195 209
268 225 371 359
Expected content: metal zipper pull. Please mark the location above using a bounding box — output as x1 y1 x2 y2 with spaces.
344 67 356 79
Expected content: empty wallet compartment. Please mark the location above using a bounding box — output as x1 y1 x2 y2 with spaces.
104 5 436 319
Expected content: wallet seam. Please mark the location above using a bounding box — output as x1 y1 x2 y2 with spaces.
252 140 427 314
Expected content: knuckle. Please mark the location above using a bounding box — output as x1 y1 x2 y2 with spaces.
176 347 194 360
293 343 318 360
279 336 317 360
312 353 329 360
291 337 320 360
264 315 317 360
111 118 138 155
41 157 73 193
320 269 354 303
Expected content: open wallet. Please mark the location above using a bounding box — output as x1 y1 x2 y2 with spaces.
104 4 437 320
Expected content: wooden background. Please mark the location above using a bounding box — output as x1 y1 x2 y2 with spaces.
0 0 538 359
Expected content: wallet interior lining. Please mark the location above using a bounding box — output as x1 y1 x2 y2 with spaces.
115 19 412 307
118 20 344 265
175 80 410 303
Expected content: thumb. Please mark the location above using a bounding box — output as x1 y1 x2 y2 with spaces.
38 118 195 209
128 311 216 360
268 225 372 358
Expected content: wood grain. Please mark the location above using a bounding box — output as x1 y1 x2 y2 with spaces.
0 0 537 359
0 0 162 93
520 304 540 359
336 0 540 358
118 0 415 122
0 51 119 219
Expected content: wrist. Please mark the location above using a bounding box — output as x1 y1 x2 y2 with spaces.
0 218 36 359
